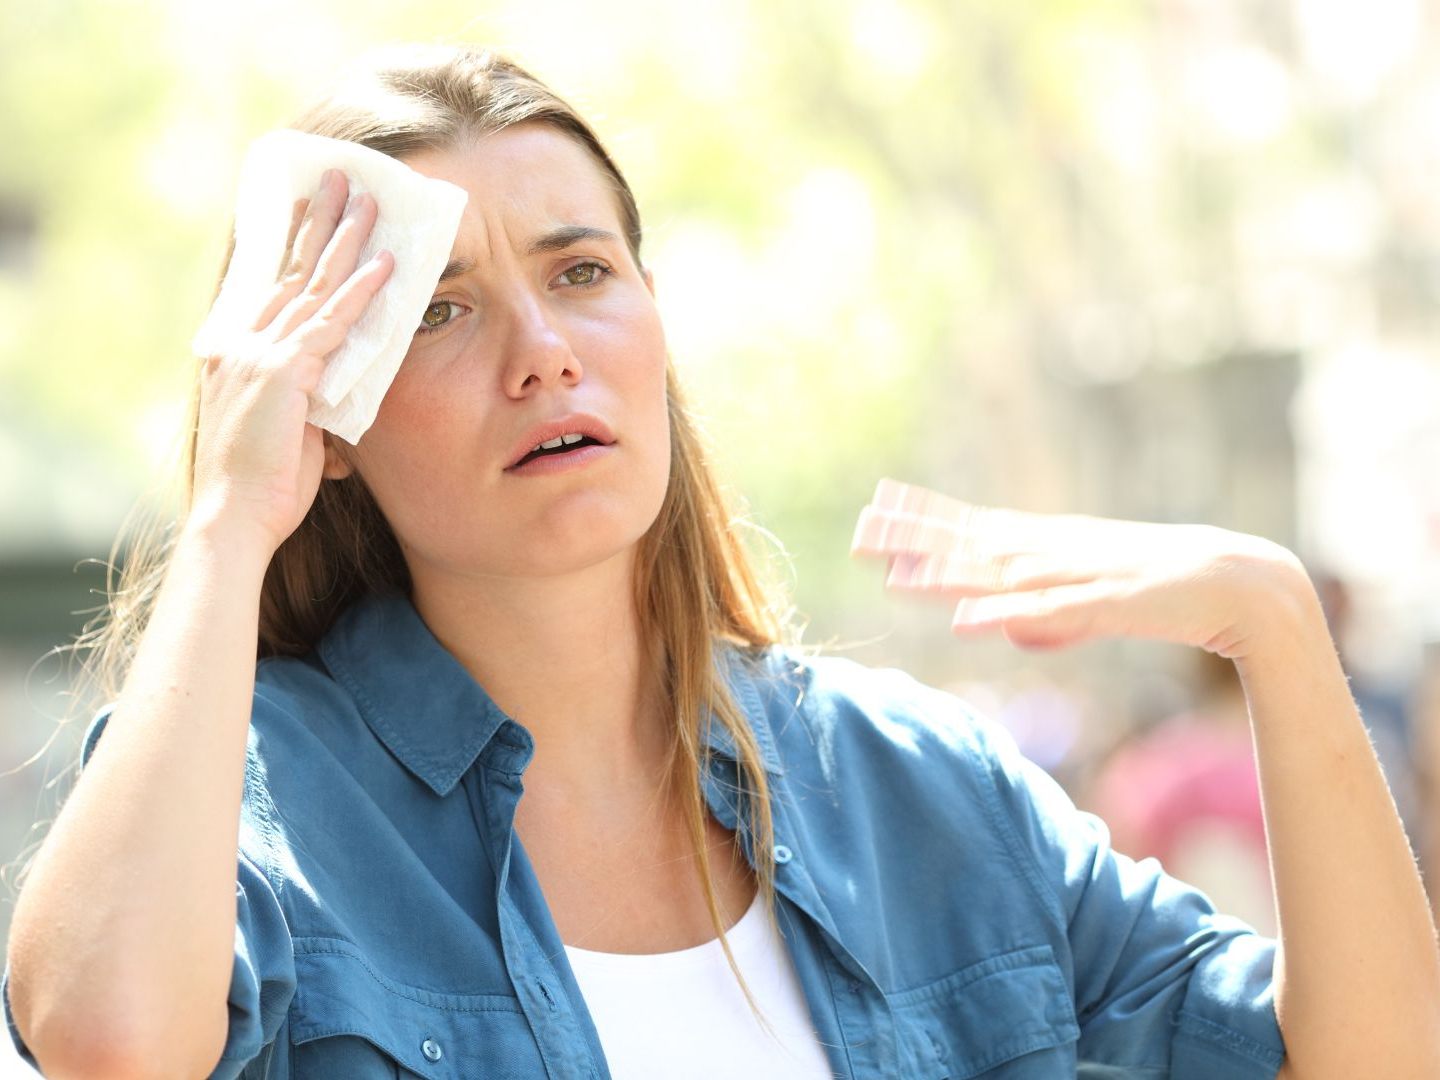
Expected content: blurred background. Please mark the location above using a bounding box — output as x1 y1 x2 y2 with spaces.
4 0 1440 1033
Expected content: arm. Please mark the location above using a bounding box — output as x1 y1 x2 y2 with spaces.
6 169 392 1079
853 478 1440 1078
6 525 272 1079
1238 574 1440 1079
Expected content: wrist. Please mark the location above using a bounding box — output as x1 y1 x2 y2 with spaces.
177 505 278 581
1229 559 1337 679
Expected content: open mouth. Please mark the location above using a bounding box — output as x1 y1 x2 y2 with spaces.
512 434 605 469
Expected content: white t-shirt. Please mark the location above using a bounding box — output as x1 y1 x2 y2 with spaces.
563 891 837 1078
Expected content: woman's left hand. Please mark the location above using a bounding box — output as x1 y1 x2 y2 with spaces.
851 478 1317 662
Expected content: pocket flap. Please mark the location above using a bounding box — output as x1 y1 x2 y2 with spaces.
887 945 1079 1078
289 940 532 1079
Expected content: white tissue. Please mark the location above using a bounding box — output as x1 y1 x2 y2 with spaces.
192 130 468 444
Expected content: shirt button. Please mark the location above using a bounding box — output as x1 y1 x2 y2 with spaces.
773 844 793 864
421 1036 443 1062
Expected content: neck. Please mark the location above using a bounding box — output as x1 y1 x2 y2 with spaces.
409 549 669 797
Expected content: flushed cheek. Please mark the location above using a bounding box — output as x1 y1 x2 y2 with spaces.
366 368 498 481
373 360 466 425
353 407 480 529
608 322 669 415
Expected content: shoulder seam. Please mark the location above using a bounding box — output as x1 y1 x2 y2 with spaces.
246 685 299 908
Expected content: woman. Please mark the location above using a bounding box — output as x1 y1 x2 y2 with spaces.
4 44 1437 1079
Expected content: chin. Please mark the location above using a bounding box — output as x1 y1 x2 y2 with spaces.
496 482 669 579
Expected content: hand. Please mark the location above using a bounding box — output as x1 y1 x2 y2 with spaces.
851 478 1315 661
189 168 394 556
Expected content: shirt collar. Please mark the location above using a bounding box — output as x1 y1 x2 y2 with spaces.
708 645 787 779
316 591 784 798
316 591 510 797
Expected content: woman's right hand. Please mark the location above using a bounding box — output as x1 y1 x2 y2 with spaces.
189 168 393 557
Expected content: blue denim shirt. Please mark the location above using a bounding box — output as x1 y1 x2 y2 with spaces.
4 590 1284 1078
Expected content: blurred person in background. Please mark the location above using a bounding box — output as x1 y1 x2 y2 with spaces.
1086 651 1274 935
0 42 1437 1080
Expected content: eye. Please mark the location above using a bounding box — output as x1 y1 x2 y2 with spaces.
556 260 613 288
415 300 466 337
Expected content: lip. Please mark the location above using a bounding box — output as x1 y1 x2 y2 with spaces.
504 412 617 471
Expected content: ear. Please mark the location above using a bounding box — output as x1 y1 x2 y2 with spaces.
322 436 355 481
642 264 655 298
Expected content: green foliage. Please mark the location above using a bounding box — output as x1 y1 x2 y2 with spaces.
0 0 1416 639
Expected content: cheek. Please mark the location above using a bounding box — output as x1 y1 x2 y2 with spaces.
373 360 443 427
352 380 470 514
631 333 671 463
618 309 669 402
368 354 486 460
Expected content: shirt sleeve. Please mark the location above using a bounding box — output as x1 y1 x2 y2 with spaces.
973 713 1286 1079
1 970 42 1075
3 705 297 1078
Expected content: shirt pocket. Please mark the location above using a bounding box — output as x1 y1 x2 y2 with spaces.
884 944 1080 1079
287 940 546 1079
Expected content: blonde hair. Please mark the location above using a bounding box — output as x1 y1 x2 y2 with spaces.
31 44 793 1027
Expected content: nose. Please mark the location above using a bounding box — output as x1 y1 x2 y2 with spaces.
498 292 584 397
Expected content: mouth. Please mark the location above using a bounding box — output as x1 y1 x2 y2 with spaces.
505 413 618 472
509 433 608 470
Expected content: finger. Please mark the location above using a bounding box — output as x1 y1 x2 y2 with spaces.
868 478 1131 539
857 483 1133 562
250 172 346 333
282 169 347 284
871 479 1035 539
271 191 378 341
852 505 967 559
854 505 1057 564
950 581 1119 650
871 477 970 520
885 551 1093 597
280 195 311 273
865 480 983 552
860 479 1055 556
286 248 394 362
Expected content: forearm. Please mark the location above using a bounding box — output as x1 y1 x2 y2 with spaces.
1236 576 1440 1078
6 518 272 1077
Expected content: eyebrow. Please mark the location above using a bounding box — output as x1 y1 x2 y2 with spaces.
437 225 622 283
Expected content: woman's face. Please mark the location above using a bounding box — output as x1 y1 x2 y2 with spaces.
328 123 671 584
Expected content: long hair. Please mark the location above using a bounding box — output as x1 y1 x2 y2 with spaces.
33 44 793 1024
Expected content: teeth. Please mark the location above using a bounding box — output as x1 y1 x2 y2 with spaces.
530 433 587 453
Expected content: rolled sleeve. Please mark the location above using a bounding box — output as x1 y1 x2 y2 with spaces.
976 715 1286 1078
2 966 42 1075
212 849 296 1078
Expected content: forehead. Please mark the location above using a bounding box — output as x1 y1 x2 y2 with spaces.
402 124 623 238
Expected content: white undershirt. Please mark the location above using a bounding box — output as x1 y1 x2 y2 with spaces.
563 891 837 1079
